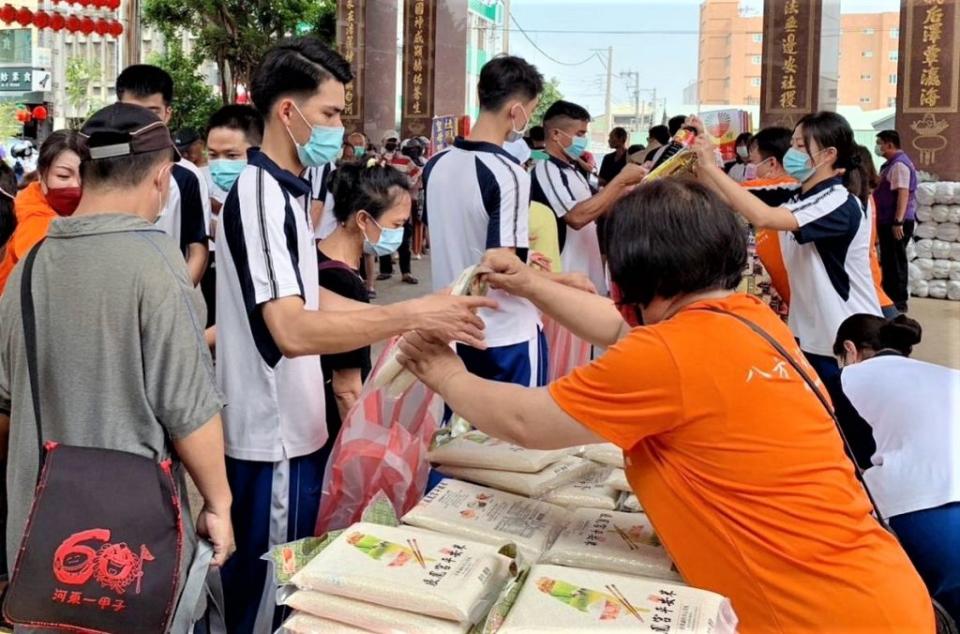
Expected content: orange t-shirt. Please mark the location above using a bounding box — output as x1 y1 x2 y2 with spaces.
753 196 893 308
549 294 932 634
0 181 57 294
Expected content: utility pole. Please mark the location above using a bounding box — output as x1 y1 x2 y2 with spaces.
620 70 640 133
604 47 613 133
502 0 511 53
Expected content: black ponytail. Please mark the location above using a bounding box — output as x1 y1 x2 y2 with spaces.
328 161 411 225
834 313 923 358
797 111 867 200
877 315 923 357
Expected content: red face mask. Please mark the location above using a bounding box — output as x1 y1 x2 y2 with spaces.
610 281 644 328
45 186 83 216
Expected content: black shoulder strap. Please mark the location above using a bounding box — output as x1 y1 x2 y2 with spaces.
696 306 889 529
20 241 45 476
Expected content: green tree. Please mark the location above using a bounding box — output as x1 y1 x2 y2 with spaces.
0 102 22 139
64 57 102 128
530 77 564 127
143 0 336 103
148 40 221 133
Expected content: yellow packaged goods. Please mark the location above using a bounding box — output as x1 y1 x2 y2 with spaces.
291 522 513 624
541 509 681 581
542 469 620 511
583 443 625 468
499 565 738 634
279 613 372 633
281 589 470 634
438 456 595 498
428 430 570 473
402 479 569 562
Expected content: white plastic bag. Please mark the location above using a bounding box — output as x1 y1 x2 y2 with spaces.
907 239 918 261
948 205 960 224
908 262 923 284
935 182 953 203
915 223 938 240
916 258 935 280
540 509 681 581
291 522 514 624
933 259 952 280
936 222 960 242
916 206 933 223
281 589 470 634
603 469 632 492
498 565 738 634
932 240 952 259
402 478 569 562
952 243 960 261
916 183 936 206
428 430 569 473
583 443 625 468
949 262 960 282
542 469 620 511
929 280 948 299
931 205 950 223
912 279 930 298
438 456 596 498
914 239 934 259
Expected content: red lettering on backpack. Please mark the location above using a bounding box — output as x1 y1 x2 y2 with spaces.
52 529 155 595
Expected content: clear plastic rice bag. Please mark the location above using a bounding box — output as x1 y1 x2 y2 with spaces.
291 522 515 624
280 589 470 634
542 468 620 511
498 564 737 634
540 509 681 581
437 456 596 498
583 443 626 468
428 430 570 473
402 478 569 563
279 612 373 633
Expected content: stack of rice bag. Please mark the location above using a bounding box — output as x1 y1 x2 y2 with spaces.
909 181 960 300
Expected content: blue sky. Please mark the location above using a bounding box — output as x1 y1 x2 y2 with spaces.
506 0 901 118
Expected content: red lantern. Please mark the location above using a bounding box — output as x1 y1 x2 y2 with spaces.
15 7 32 26
109 20 122 36
50 12 65 31
80 16 93 34
0 4 15 24
65 14 79 32
32 10 50 29
17 110 31 123
32 106 48 122
94 18 108 35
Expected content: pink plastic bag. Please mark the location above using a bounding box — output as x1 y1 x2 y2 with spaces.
315 339 443 534
542 315 592 382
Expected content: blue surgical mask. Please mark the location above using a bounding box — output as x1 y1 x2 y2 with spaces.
361 214 404 256
562 132 589 159
287 102 344 167
354 146 366 158
783 147 819 182
209 158 246 192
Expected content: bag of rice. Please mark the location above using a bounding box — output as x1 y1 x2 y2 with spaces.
583 443 625 468
402 479 569 562
908 262 923 284
916 257 934 280
935 182 954 203
914 238 933 259
281 589 470 634
438 456 596 498
907 239 917 262
932 259 952 280
428 430 569 473
915 222 938 240
602 468 632 492
498 564 738 634
947 281 960 301
932 240 952 260
916 182 936 206
618 493 643 513
542 469 620 511
936 222 960 242
949 262 960 282
929 280 948 299
912 279 929 298
931 205 950 223
916 205 933 223
952 243 960 261
279 613 372 633
948 206 960 224
541 509 681 581
291 522 514 624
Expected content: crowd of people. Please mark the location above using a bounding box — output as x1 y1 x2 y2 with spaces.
0 34 955 634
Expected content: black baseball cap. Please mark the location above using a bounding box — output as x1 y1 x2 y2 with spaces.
80 103 177 161
173 127 201 151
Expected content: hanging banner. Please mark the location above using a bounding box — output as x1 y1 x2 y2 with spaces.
401 0 437 140
759 0 822 129
896 0 960 180
337 0 366 133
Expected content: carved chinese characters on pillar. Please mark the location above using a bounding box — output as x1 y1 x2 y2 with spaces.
402 0 437 139
897 0 960 179
337 0 366 132
760 0 822 129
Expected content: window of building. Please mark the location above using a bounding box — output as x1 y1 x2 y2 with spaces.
890 28 899 39
860 97 872 104
889 74 897 84
889 51 898 61
751 55 761 65
862 51 874 58
752 33 762 43
860 74 872 80
864 28 875 35
888 97 896 107
751 77 761 87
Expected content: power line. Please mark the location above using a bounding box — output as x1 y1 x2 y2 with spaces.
509 14 603 66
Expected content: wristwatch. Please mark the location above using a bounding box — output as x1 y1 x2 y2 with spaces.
893 220 904 226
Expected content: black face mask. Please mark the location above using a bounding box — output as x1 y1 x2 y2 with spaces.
408 147 423 160
385 142 398 152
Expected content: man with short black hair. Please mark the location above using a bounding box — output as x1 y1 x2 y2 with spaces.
875 129 918 312
743 126 799 206
117 64 211 286
425 54 548 387
532 100 646 295
218 37 494 632
648 114 686 166
0 103 234 618
599 126 629 187
644 124 670 163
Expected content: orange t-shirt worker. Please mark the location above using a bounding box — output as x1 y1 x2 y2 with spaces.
398 179 933 633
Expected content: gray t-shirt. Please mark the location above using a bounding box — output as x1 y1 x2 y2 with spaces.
0 213 223 573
